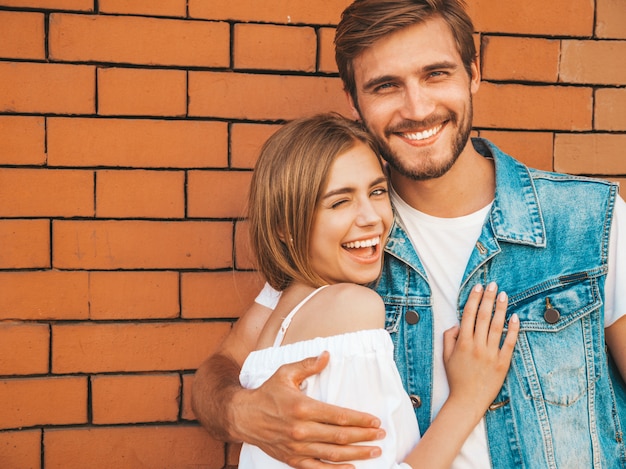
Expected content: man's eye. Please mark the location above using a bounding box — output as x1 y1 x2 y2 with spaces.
373 83 395 93
429 71 448 79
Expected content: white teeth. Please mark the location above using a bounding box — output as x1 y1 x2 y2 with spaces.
403 124 443 141
342 237 380 249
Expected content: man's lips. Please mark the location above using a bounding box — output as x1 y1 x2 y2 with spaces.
400 123 444 141
386 113 453 142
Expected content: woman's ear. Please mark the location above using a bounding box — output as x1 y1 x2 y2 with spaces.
277 227 292 245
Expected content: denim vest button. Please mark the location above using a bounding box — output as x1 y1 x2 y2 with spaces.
406 310 420 325
544 308 560 324
544 298 560 324
488 398 510 411
409 394 421 408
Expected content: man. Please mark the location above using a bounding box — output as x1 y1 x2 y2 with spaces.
192 0 626 467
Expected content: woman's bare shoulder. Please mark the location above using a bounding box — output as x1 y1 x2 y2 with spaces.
282 284 385 344
324 283 384 311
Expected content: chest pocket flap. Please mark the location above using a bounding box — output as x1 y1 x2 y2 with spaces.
509 273 603 407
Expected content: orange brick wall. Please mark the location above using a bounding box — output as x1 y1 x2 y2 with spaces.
0 1 624 468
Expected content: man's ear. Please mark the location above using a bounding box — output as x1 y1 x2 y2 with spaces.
470 56 481 95
346 91 361 120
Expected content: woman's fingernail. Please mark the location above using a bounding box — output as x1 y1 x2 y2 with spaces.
473 284 484 292
487 281 497 291
498 292 507 302
510 313 519 323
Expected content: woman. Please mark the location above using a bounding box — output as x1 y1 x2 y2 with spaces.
239 113 519 468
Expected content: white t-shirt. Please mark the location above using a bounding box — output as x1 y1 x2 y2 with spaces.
255 193 626 469
390 190 492 468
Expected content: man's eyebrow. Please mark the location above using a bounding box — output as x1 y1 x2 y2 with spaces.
423 61 458 72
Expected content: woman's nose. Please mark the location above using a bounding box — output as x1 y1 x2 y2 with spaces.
356 200 382 226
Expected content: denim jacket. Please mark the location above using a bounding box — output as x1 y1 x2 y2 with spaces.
377 138 626 468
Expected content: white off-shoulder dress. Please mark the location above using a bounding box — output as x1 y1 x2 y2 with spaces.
238 286 420 468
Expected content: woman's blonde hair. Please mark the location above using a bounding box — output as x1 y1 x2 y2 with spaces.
248 113 380 291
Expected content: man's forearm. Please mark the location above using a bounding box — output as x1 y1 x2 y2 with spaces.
191 353 243 442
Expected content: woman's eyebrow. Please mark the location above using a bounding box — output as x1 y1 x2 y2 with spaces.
321 176 388 200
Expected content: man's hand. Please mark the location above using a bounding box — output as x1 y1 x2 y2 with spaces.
231 351 385 469
192 301 384 468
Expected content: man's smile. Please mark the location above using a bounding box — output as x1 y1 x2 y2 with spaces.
401 123 444 141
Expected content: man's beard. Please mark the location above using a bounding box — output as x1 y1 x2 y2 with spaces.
365 98 473 181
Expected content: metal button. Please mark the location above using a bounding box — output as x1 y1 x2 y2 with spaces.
544 308 560 324
488 398 510 411
476 241 487 255
544 297 560 324
405 310 420 325
409 394 421 408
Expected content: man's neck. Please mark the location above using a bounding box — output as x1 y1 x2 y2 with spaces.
391 142 496 218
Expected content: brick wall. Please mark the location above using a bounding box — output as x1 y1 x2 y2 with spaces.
0 0 624 468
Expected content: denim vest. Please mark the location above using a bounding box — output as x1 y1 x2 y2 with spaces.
377 138 626 468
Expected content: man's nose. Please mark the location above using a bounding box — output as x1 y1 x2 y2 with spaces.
401 83 435 122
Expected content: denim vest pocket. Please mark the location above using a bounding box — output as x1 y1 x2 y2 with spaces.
382 294 430 334
384 302 404 335
509 275 602 407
